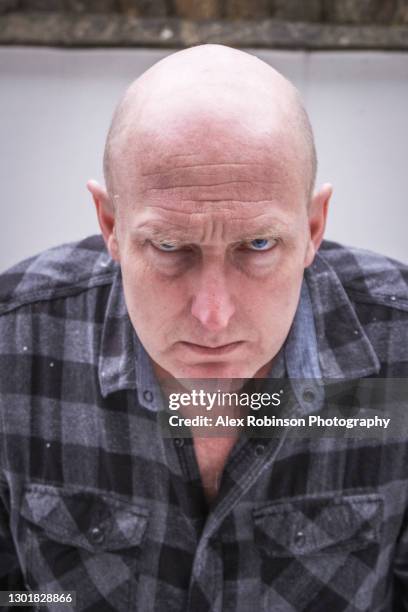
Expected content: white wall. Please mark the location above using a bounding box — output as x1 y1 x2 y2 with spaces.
1 46 407 272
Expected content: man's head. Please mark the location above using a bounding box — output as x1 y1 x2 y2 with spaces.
88 44 332 381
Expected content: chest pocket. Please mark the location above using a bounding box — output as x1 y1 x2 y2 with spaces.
253 492 383 611
20 483 149 612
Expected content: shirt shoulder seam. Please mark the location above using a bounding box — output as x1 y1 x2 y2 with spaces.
0 272 115 317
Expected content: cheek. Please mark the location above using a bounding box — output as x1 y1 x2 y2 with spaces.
120 258 186 327
243 264 304 341
247 259 304 306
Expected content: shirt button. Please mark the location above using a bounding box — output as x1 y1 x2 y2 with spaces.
89 525 105 545
174 438 184 448
302 389 315 403
294 531 305 547
143 390 153 402
255 443 265 456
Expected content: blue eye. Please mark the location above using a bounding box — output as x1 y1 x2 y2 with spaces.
248 238 276 251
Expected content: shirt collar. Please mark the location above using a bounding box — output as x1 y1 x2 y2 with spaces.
284 278 322 380
304 250 380 379
98 267 137 398
98 250 381 400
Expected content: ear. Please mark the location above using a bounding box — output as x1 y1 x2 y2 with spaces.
87 179 120 262
304 182 332 267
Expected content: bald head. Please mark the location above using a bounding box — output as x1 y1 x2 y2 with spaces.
103 44 317 203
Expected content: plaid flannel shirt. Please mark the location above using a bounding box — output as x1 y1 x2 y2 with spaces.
0 234 408 612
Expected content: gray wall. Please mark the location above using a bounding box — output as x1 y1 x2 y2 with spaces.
1 46 407 272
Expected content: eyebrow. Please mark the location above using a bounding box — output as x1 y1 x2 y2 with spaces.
131 220 288 243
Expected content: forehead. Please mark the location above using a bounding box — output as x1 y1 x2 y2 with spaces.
114 117 307 237
121 109 302 182
134 137 300 194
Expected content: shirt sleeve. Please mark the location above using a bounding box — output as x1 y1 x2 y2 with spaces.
0 478 27 599
393 512 408 611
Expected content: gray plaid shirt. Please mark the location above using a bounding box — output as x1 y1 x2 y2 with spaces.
1 235 408 612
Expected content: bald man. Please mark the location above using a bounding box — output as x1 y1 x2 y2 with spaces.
0 45 408 612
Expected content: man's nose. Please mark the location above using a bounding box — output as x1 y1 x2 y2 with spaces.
190 268 235 333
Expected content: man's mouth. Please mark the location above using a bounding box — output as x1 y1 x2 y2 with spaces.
178 341 244 356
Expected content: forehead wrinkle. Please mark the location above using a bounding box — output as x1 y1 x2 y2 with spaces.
141 203 293 220
145 179 272 191
140 199 287 214
140 179 280 204
140 161 261 176
138 159 287 192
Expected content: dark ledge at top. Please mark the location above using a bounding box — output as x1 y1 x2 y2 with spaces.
1 13 408 50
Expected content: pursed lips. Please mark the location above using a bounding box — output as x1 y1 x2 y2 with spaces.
177 341 244 356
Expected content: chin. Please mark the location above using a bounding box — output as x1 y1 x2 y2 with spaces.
171 360 260 382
